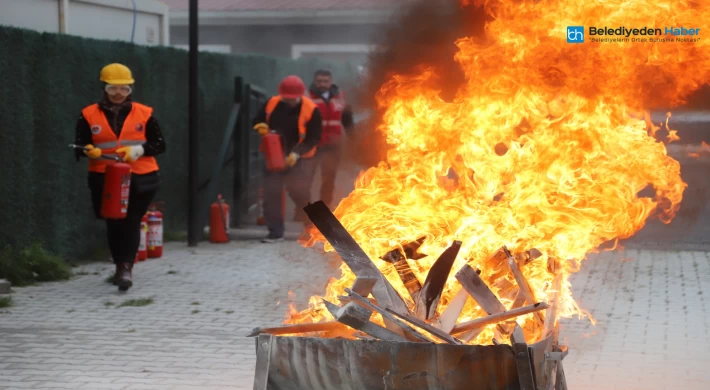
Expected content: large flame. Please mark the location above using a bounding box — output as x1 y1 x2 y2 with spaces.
285 0 709 344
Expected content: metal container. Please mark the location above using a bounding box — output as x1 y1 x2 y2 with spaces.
253 334 567 390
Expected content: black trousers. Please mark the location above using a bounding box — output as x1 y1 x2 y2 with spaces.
263 158 316 236
89 171 160 264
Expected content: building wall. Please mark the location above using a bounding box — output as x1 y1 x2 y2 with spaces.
0 0 169 45
170 24 381 66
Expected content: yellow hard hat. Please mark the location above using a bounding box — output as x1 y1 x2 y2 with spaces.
99 63 135 85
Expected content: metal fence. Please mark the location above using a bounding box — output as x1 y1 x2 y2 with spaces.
234 79 269 226
197 77 268 231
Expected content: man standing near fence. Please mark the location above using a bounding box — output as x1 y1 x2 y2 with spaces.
252 75 322 243
306 69 355 211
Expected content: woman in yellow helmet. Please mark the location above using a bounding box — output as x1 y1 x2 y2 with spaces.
73 63 166 292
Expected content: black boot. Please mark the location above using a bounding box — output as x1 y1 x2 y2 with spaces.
116 263 133 292
112 264 120 285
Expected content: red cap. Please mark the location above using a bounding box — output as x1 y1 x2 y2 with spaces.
278 75 305 99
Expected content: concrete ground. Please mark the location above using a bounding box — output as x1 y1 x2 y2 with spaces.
1 242 709 389
2 141 709 389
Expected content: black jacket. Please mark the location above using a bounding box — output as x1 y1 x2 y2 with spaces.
74 98 166 162
252 98 322 156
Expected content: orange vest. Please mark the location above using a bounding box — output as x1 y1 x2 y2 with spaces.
81 102 159 174
265 96 317 158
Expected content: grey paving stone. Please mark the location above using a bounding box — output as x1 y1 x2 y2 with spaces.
1 236 709 389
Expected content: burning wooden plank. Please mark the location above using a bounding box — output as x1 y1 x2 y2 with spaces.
323 300 408 342
542 268 563 341
436 287 469 333
461 327 485 343
247 322 345 337
541 263 565 389
381 246 422 302
503 246 545 327
345 288 435 343
303 201 410 332
455 265 506 315
415 240 462 320
450 302 548 335
456 264 514 338
484 248 510 283
511 289 527 309
351 275 378 297
514 248 543 265
384 308 463 345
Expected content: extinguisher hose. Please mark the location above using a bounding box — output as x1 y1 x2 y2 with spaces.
68 144 121 161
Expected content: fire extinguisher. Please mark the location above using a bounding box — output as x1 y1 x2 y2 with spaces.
210 194 230 243
67 144 129 220
261 131 287 172
147 205 163 258
137 214 148 261
256 187 286 225
101 162 132 219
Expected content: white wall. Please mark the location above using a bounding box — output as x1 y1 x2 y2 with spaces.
0 0 61 33
171 44 233 54
0 0 170 46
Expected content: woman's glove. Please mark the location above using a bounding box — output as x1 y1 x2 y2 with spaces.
286 152 300 167
253 122 269 136
83 144 102 159
116 145 145 163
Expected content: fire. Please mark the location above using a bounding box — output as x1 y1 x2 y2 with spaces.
285 0 709 344
687 141 710 158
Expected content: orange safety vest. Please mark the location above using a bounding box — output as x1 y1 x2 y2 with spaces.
81 102 159 174
265 96 317 158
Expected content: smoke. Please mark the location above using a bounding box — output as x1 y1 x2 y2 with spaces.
348 0 491 167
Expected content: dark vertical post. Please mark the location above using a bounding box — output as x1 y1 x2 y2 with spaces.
232 77 244 228
187 0 199 247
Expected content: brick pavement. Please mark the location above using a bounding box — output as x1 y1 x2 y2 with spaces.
0 240 340 390
1 240 709 389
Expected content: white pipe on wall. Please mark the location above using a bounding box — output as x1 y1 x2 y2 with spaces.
58 0 69 33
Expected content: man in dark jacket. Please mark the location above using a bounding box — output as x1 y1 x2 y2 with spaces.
307 69 354 210
253 75 322 242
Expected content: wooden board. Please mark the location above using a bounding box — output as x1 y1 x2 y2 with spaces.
415 241 462 320
455 264 506 315
304 201 410 332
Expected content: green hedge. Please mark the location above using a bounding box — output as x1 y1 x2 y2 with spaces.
0 26 357 259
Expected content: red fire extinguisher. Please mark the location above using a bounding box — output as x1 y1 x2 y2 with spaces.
137 214 148 261
261 131 286 172
256 187 286 225
147 205 163 258
101 162 132 219
210 194 230 243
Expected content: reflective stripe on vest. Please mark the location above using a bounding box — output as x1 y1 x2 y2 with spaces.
308 91 345 146
81 102 160 174
264 96 317 158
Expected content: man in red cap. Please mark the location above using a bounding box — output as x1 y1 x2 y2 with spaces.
252 75 322 242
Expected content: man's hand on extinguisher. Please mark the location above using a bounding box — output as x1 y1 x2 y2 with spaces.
253 122 269 136
83 144 102 159
286 152 300 167
116 145 145 163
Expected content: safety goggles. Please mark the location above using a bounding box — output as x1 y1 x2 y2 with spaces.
105 84 133 96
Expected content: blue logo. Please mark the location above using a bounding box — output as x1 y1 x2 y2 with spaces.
567 26 584 43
